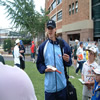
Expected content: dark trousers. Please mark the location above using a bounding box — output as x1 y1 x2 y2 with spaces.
20 57 25 70
76 61 84 73
15 64 20 68
31 53 35 59
45 87 67 100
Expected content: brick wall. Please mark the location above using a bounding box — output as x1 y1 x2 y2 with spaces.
45 0 93 42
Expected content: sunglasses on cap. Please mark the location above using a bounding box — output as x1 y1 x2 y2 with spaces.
89 51 94 55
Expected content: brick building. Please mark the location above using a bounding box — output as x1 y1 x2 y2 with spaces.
45 0 100 43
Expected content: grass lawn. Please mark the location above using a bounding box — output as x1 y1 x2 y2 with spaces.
5 61 83 100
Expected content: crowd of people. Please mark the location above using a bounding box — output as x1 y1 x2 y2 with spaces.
71 38 100 100
36 20 100 100
0 19 100 100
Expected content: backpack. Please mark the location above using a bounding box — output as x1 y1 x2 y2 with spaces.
59 38 77 100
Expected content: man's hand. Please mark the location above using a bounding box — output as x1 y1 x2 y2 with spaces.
85 81 94 90
45 68 55 72
20 50 24 53
63 53 69 62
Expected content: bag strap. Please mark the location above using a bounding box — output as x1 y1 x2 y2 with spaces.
58 38 69 80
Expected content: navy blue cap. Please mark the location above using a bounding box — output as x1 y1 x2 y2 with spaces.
47 20 56 29
20 40 23 45
80 42 83 45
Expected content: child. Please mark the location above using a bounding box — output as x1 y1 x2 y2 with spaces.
91 67 100 100
81 46 98 100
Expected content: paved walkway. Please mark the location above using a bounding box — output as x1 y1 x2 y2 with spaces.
2 54 33 62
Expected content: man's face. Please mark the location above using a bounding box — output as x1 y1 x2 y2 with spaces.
80 44 83 48
88 51 95 60
47 27 56 39
18 43 20 46
76 42 78 45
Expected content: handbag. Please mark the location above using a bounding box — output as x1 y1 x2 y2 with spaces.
59 38 77 100
66 71 77 100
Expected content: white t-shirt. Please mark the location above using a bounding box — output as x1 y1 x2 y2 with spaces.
0 62 37 100
76 46 84 62
14 45 20 64
82 61 98 97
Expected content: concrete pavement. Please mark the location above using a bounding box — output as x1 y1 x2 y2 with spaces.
2 54 32 62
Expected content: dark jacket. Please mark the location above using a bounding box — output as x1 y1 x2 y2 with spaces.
36 38 72 74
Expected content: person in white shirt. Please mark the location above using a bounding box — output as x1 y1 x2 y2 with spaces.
76 42 84 74
81 46 98 100
0 62 37 100
14 39 22 67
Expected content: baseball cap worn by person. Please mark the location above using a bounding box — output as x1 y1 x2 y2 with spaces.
80 42 83 45
32 41 34 43
93 67 100 74
20 40 23 45
86 45 91 50
15 39 20 44
47 20 56 29
88 46 97 53
75 39 79 43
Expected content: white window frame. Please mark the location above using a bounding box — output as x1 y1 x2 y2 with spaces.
51 14 56 22
72 3 74 14
57 0 62 5
69 5 71 15
75 1 78 13
52 0 56 10
57 10 62 21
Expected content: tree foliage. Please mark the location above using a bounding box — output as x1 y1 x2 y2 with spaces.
0 0 49 38
3 39 12 53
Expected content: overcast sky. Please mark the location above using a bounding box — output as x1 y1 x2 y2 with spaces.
0 0 45 29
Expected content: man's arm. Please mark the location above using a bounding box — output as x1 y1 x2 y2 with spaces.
36 43 47 74
63 41 72 67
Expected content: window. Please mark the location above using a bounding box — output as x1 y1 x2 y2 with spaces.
75 1 78 13
57 11 62 21
69 5 71 15
48 8 50 13
72 3 74 14
51 15 56 21
52 0 56 10
57 0 62 5
50 6 53 12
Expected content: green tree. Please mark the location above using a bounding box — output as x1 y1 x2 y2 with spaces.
0 0 49 39
0 0 36 37
35 8 49 43
3 39 12 53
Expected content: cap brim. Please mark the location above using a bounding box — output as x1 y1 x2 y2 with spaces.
47 25 55 29
88 49 96 53
75 40 78 42
93 69 100 74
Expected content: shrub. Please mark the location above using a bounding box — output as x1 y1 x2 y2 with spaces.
3 39 12 53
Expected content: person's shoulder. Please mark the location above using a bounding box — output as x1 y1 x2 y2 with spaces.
0 64 37 100
60 39 70 48
14 45 17 50
39 39 48 48
78 47 81 50
0 64 28 78
92 61 98 67
83 61 88 67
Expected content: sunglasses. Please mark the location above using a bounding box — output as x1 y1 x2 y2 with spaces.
89 51 94 55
